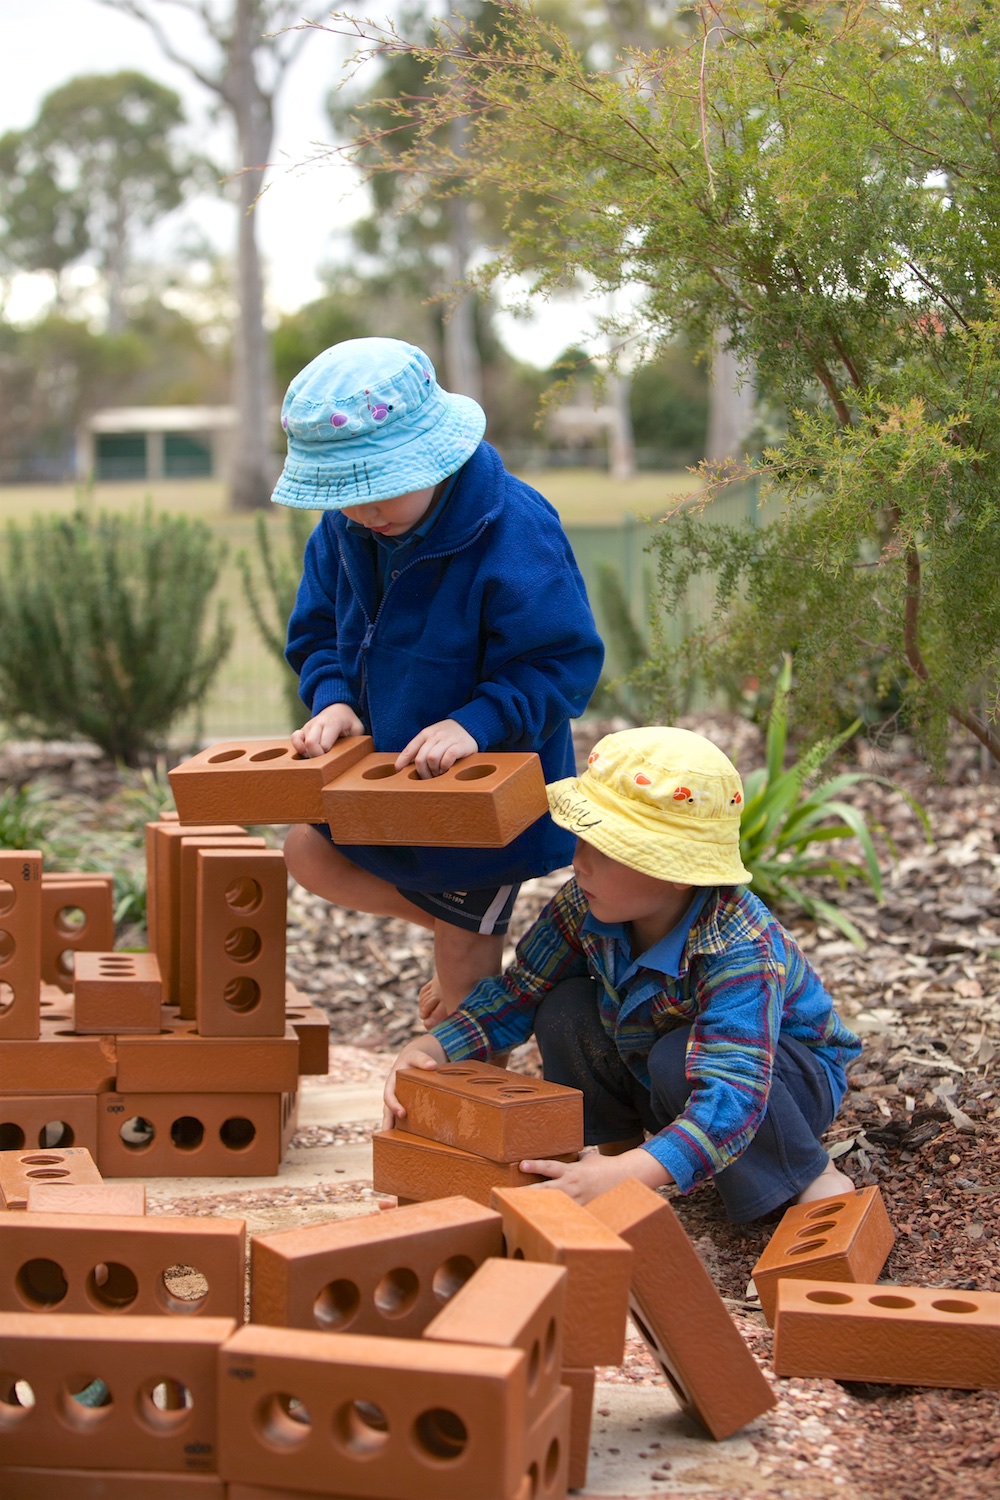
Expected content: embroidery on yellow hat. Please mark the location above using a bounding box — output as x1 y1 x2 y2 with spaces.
546 726 752 886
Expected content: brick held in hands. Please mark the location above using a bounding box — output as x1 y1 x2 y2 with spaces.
587 1178 774 1439
560 1366 596 1491
0 1093 99 1157
148 823 250 1004
2 1017 117 1093
72 950 163 1035
372 1127 575 1206
26 1180 146 1215
0 1144 103 1211
395 1059 583 1163
250 1194 503 1337
0 849 42 1040
175 834 267 1017
491 1185 633 1367
114 1024 299 1093
751 1185 895 1326
321 750 548 848
0 1310 236 1471
218 1321 529 1500
195 847 288 1038
98 1089 295 1178
774 1279 1000 1388
168 735 373 825
1 1470 226 1499
40 872 115 992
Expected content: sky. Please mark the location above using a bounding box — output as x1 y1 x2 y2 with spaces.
0 0 590 367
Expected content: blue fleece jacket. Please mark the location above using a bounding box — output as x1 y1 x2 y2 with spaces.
285 440 605 890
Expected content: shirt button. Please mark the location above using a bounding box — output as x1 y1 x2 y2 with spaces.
692 1170 705 1182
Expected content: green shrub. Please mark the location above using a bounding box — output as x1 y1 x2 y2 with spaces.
237 509 317 730
0 508 232 765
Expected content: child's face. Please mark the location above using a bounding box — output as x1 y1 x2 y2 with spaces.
341 485 437 536
573 838 692 931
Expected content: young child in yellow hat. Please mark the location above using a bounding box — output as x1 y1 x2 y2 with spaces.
383 726 862 1222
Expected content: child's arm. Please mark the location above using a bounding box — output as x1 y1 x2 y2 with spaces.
520 1147 673 1205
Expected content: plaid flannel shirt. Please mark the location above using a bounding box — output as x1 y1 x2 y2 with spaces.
432 878 861 1193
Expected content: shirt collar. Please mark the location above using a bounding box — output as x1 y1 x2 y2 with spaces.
582 885 714 980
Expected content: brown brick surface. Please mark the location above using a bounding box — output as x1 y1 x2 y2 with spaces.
588 1178 774 1440
521 1383 572 1500
2 1018 116 1094
40 873 115 992
218 1322 528 1500
25 1180 146 1215
98 1090 294 1177
395 1060 583 1162
1 1469 226 1498
0 1145 103 1210
0 850 42 1040
0 1310 235 1471
114 1025 299 1093
0 1093 99 1155
195 848 288 1037
321 751 548 847
168 735 373 825
73 950 163 1035
773 1279 1000 1387
560 1366 596 1491
491 1185 632 1367
148 824 250 1004
372 1127 572 1205
176 835 267 1016
251 1195 503 1338
285 995 331 1076
751 1185 896 1325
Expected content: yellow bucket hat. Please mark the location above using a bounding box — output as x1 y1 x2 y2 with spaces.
547 726 752 887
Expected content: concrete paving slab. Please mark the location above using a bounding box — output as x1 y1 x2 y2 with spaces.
297 1083 382 1127
124 1139 374 1199
584 1385 764 1496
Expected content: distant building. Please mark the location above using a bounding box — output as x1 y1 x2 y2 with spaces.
77 406 237 482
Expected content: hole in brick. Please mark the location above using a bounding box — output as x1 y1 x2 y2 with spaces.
931 1299 979 1314
544 1434 560 1487
467 1078 503 1088
100 956 132 968
220 1116 256 1150
257 1391 313 1447
414 1406 468 1460
499 1087 536 1097
208 749 246 763
374 1266 419 1318
249 747 290 763
0 929 15 963
224 976 261 1013
139 1376 195 1431
61 1374 113 1428
120 1116 156 1150
543 1316 557 1372
225 927 262 963
432 1255 477 1303
406 769 422 780
630 1306 692 1405
0 1373 35 1423
16 1257 68 1308
57 950 76 977
314 1278 361 1330
171 1116 205 1151
806 1201 846 1217
527 1338 541 1395
787 1239 828 1256
805 1290 854 1305
453 764 495 781
0 980 16 1016
0 1123 26 1150
26 1167 71 1179
333 1398 389 1455
0 880 14 915
511 1247 526 1261
87 1261 139 1311
362 764 403 780
438 1067 474 1076
160 1264 209 1313
796 1221 836 1237
527 1461 539 1499
225 877 263 914
20 1154 63 1165
869 1294 916 1309
56 906 87 936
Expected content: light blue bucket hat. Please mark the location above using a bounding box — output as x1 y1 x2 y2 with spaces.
272 337 487 509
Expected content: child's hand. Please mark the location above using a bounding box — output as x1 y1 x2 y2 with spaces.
381 1033 448 1131
520 1147 672 1206
291 703 365 757
395 719 478 778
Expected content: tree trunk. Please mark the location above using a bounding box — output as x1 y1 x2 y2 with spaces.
441 1 483 404
706 332 756 467
607 368 636 480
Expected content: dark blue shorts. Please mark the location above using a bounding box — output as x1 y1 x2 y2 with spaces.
397 883 520 935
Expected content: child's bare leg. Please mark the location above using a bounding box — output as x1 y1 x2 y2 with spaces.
597 1136 645 1155
418 924 506 1024
283 825 435 929
795 1157 854 1205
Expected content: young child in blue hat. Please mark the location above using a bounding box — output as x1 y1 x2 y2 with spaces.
383 726 862 1222
274 337 604 1023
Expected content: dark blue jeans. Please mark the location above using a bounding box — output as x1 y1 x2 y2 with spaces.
533 977 835 1224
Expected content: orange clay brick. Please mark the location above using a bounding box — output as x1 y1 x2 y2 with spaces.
521 1383 572 1500
423 1258 567 1414
147 823 250 1004
0 1210 245 1318
0 1310 236 1472
2 1017 116 1094
491 1185 633 1368
284 988 330 1076
168 735 373 825
194 847 288 1037
26 1181 145 1215
97 1089 296 1178
371 1127 575 1206
0 1093 99 1155
114 1023 299 1093
560 1366 596 1491
174 834 267 1016
250 1195 503 1338
217 1321 529 1500
321 751 548 848
0 1145 103 1211
0 850 42 1041
1 1470 225 1499
40 873 115 991
751 1185 896 1326
588 1178 775 1439
72 950 163 1035
773 1279 1000 1388
395 1060 583 1163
